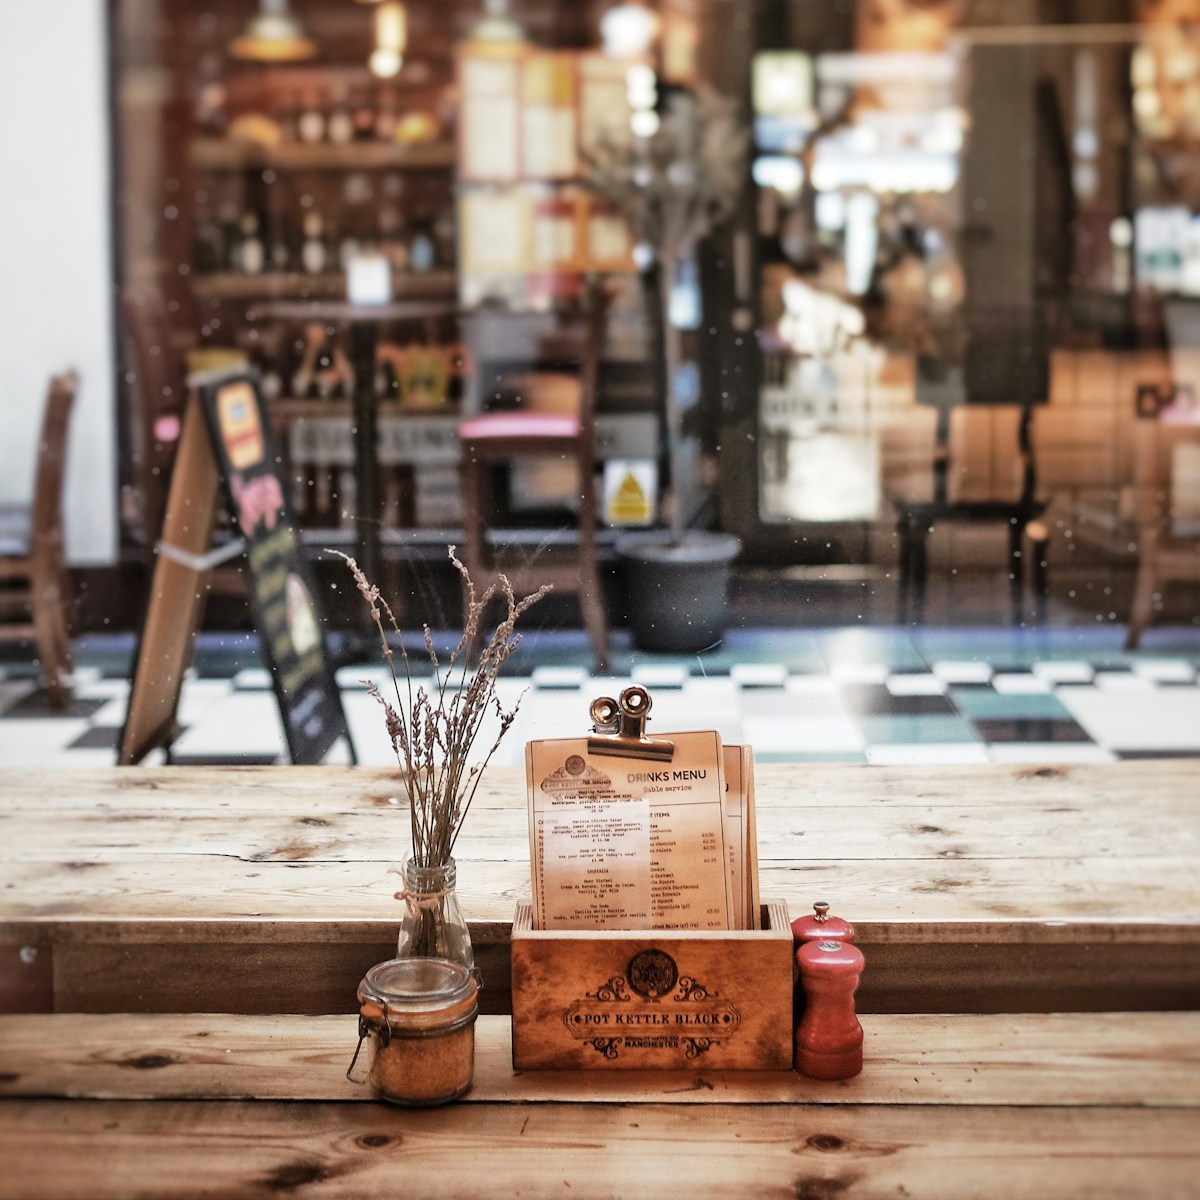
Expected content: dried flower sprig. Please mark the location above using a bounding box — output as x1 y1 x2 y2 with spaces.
334 547 549 868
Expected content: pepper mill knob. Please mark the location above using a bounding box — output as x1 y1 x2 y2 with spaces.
794 938 865 1080
791 900 856 946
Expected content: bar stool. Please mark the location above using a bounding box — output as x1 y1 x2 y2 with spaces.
0 371 78 707
457 289 611 672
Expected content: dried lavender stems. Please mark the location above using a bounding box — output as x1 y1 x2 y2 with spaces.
335 547 549 868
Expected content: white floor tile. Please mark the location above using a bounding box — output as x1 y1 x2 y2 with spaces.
932 660 994 685
1056 687 1200 752
1131 659 1197 684
865 743 990 765
1032 660 1095 684
886 673 947 696
631 665 688 690
731 663 788 688
829 662 890 684
0 719 91 766
992 673 1052 694
531 666 587 689
743 716 864 754
170 692 287 757
231 668 272 690
1093 671 1155 692
986 743 1117 764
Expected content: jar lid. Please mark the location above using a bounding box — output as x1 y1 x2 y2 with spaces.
358 957 477 1027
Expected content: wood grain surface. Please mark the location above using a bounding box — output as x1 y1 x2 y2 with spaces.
2 1100 1196 1200
2 1012 1197 1107
2 763 1199 1013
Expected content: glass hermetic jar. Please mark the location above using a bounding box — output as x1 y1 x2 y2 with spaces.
353 957 479 1106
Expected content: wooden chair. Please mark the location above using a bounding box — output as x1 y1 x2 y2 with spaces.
1124 418 1200 649
894 404 1047 623
457 289 611 672
0 371 78 707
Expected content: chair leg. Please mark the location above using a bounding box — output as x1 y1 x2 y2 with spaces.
1124 552 1157 651
1026 520 1049 625
32 579 72 709
1008 519 1024 625
579 569 610 675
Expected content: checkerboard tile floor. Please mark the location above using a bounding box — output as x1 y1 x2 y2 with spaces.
3 625 1200 768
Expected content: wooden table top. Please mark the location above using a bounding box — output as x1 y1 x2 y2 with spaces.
2 763 1198 1197
2 761 1199 1014
1 1012 1197 1198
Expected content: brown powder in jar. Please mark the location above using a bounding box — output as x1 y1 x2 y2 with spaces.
369 1023 476 1105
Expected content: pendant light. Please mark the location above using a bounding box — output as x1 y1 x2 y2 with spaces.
370 3 408 79
600 2 660 59
229 0 317 63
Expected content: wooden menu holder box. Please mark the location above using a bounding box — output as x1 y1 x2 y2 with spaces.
510 899 794 1071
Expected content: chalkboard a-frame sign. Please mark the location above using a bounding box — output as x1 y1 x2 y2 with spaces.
119 367 354 766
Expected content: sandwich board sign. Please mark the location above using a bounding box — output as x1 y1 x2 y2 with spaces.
119 367 354 766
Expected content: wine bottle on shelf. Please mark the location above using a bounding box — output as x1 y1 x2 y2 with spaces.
218 202 242 271
238 213 265 275
327 89 355 146
352 91 376 140
297 92 326 144
375 89 399 141
379 206 409 272
193 211 223 273
269 217 292 272
409 224 436 274
301 211 328 275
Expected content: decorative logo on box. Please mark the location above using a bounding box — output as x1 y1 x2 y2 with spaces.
562 949 742 1060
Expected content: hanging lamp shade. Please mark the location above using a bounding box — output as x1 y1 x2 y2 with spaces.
229 0 317 63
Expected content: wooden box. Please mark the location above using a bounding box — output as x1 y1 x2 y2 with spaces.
510 899 794 1071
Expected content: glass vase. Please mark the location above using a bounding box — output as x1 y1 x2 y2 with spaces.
396 856 475 977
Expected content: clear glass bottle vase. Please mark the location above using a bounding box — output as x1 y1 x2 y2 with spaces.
395 856 475 977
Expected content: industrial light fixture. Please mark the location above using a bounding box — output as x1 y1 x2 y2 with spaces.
468 0 526 45
601 2 660 60
369 2 408 78
229 0 316 63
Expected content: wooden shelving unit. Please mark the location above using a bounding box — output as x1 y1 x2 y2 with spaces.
190 269 457 302
189 137 457 173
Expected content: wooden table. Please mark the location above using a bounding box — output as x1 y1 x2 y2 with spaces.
2 763 1199 1197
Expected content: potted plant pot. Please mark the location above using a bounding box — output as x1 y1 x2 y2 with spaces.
617 530 741 653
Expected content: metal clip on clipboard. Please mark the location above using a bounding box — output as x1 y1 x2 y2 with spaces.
586 685 675 762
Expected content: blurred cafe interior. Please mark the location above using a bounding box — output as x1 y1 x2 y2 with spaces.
4 0 1200 764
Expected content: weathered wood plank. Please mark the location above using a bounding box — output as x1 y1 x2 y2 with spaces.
1 1100 1195 1200
1 1013 1197 1107
5 854 1200 926
3 764 1199 1013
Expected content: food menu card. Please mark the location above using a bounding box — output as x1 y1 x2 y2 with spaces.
526 729 759 932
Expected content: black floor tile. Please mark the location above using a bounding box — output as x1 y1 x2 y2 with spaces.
65 725 122 750
1 692 106 720
839 684 956 717
971 717 1092 743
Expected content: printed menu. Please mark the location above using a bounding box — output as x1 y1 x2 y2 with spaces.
527 731 732 932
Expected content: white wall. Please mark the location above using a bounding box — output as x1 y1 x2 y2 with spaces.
0 1 116 565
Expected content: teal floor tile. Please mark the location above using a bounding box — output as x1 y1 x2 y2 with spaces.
858 713 979 745
947 688 1073 720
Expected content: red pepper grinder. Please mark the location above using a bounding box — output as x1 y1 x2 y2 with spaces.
794 938 865 1080
791 900 856 946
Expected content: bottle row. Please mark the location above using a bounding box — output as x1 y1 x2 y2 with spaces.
251 329 466 409
193 205 453 278
197 82 448 149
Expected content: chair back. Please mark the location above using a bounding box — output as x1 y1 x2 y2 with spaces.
946 404 1026 505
